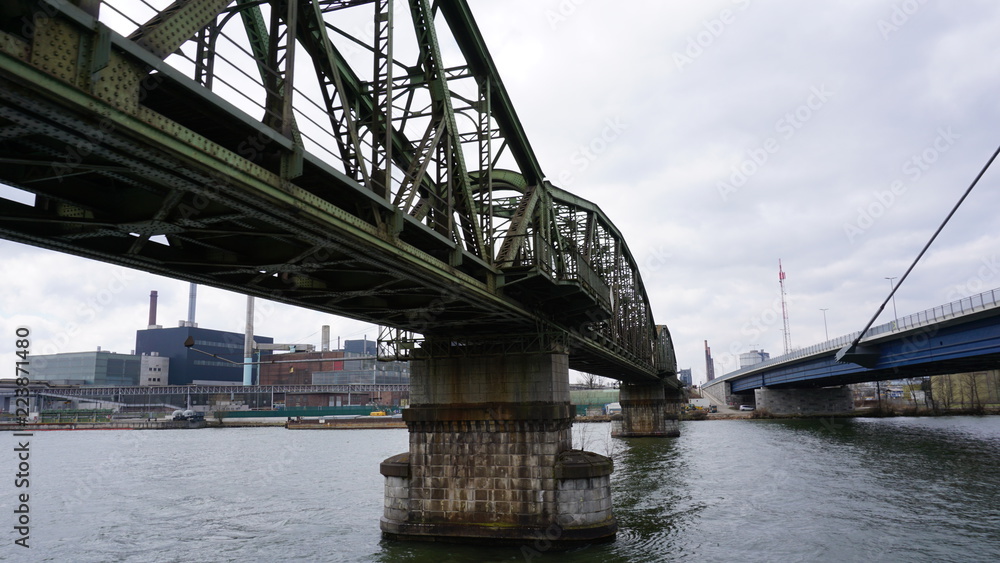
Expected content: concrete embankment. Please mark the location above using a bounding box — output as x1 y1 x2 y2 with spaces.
0 419 205 431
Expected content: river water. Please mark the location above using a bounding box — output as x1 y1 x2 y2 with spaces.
3 416 999 562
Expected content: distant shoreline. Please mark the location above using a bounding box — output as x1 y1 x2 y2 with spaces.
692 407 1000 421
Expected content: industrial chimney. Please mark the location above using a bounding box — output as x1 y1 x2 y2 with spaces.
322 325 331 352
704 340 715 382
243 295 254 386
148 290 160 329
186 283 198 328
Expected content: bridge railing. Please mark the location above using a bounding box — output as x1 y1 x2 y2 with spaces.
866 288 999 337
713 287 1000 383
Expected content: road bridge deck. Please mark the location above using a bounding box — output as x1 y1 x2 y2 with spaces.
705 288 1000 394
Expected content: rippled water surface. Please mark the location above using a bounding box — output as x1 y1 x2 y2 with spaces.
4 416 999 562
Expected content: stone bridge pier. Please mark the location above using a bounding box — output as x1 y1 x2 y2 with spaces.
612 380 681 437
380 339 616 545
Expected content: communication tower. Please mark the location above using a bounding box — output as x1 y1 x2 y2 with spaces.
779 260 791 354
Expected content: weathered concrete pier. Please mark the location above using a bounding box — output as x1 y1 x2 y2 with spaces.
612 380 682 437
380 339 616 545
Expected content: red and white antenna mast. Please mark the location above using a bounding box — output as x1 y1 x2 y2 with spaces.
779 259 792 354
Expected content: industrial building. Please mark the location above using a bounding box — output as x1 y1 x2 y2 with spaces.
13 286 410 413
739 350 771 368
139 353 170 386
134 287 273 385
135 325 273 385
261 338 409 407
29 350 142 386
259 350 347 386
678 368 693 387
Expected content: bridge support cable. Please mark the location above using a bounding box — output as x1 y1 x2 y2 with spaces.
837 141 1000 367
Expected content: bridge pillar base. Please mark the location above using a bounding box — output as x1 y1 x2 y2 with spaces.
754 386 854 415
380 346 616 545
612 380 681 437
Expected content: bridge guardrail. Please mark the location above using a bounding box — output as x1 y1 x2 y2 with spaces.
712 287 1000 383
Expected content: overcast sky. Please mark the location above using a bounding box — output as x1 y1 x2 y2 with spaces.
3 0 1000 386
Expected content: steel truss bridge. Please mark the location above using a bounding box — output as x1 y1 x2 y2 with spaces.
0 0 675 382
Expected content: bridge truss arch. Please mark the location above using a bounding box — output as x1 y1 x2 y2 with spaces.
0 0 675 382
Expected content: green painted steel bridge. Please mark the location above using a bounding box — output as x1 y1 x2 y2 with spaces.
0 0 676 383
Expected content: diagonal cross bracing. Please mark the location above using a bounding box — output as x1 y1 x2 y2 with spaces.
0 0 675 383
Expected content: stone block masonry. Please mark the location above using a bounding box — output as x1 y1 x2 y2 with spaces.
380 344 616 545
612 380 681 437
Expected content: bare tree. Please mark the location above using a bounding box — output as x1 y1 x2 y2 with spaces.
986 370 1000 406
938 374 953 410
581 372 607 389
906 377 922 410
921 377 937 413
963 372 983 412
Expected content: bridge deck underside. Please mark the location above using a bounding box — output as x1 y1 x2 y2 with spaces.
728 316 1000 393
0 78 513 330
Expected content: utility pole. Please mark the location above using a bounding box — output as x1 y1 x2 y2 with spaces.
820 308 829 341
885 276 899 329
779 260 792 354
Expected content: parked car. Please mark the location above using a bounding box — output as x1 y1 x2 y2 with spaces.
739 405 755 411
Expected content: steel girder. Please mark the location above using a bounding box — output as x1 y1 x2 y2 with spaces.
0 0 675 382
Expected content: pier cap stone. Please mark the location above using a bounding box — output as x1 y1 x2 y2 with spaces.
555 450 613 479
380 453 410 478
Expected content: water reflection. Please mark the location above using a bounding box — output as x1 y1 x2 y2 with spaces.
18 417 1000 562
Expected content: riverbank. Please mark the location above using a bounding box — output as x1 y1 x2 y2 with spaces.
0 419 208 431
695 406 1000 421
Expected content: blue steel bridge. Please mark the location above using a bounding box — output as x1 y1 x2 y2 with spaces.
0 0 676 383
703 287 1000 398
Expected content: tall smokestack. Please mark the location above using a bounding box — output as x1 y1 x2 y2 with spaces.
148 290 158 328
322 325 330 352
187 283 198 327
704 340 715 382
243 296 254 386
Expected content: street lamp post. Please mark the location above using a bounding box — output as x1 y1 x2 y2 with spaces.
820 308 829 341
885 277 899 329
